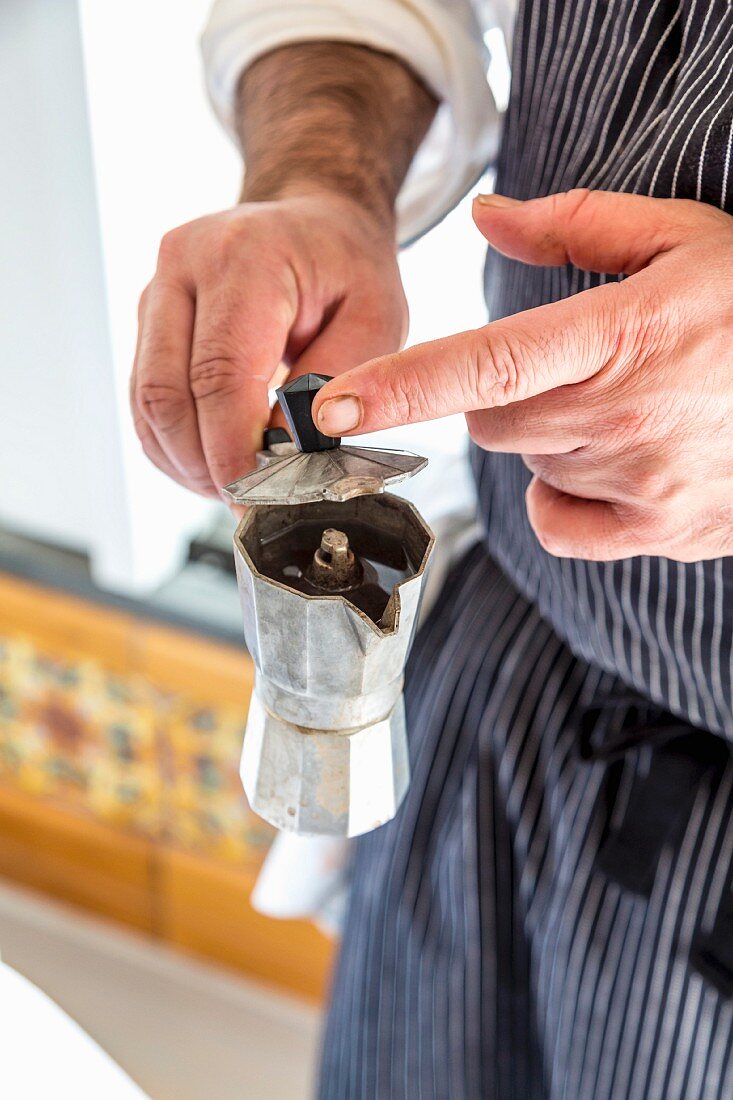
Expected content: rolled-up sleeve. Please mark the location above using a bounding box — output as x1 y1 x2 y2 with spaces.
200 0 500 243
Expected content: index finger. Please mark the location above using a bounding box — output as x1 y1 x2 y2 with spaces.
189 281 294 488
312 282 630 437
133 277 216 494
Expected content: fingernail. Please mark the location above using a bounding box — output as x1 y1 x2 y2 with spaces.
317 395 362 434
474 193 524 208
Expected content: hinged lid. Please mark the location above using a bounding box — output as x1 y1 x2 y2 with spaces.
222 374 427 506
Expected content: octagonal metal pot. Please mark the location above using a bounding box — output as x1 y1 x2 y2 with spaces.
233 493 434 837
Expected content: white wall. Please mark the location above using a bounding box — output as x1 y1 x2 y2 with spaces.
77 0 243 591
0 0 125 571
0 0 237 594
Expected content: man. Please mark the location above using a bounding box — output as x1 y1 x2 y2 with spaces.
131 2 733 1097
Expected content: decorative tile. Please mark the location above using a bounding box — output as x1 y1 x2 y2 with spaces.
0 632 273 867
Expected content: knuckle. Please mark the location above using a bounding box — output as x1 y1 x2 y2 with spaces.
611 406 658 437
521 453 547 477
206 221 244 273
597 401 677 459
382 367 434 424
209 212 274 273
474 328 531 407
522 455 573 493
159 216 244 278
645 497 690 542
189 352 245 402
556 187 593 229
186 470 218 496
218 213 254 253
136 379 189 433
157 226 187 267
628 462 669 502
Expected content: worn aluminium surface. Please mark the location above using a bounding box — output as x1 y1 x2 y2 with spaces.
233 494 434 837
223 440 428 506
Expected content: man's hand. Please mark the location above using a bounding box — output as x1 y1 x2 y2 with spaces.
131 191 406 496
131 43 436 497
313 190 733 562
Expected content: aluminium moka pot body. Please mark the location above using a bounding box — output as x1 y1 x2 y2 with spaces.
232 493 434 838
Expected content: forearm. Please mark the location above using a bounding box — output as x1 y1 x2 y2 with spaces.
236 43 438 225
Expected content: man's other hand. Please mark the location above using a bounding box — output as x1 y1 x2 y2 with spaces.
314 190 733 562
130 190 406 497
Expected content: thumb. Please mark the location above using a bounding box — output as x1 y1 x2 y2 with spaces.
473 188 701 274
313 281 628 436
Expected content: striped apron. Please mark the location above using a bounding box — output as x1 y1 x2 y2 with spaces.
319 3 733 1097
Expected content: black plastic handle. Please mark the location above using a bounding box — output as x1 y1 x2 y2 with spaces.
275 373 341 453
262 427 292 450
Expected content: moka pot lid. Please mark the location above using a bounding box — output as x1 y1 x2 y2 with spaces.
222 373 427 506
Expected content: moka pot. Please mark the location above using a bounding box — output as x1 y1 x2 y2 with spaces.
224 375 434 838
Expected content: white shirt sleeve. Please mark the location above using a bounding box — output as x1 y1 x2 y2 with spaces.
200 0 501 244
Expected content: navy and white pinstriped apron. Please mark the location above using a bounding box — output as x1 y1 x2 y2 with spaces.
319 3 733 1097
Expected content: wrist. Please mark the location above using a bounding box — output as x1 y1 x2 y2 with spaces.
235 42 436 236
240 172 396 232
